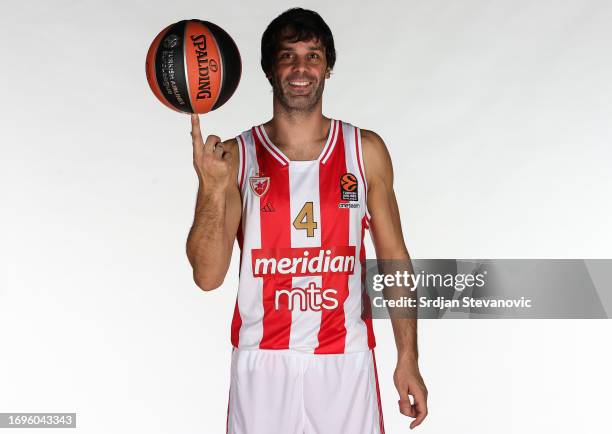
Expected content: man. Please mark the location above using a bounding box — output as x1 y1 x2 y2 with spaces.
187 8 428 433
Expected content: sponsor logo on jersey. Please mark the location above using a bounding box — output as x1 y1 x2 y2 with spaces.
340 172 358 201
251 246 356 277
261 202 275 212
249 176 270 197
338 202 360 209
275 282 339 311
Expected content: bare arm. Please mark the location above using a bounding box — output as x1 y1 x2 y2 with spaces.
186 114 242 291
362 129 428 429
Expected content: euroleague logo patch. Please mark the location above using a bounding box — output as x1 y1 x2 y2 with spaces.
163 34 179 49
340 172 358 201
249 175 270 197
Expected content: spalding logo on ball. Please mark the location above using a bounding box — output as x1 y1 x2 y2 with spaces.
146 19 241 114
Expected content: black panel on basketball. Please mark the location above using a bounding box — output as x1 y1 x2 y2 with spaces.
204 21 242 111
154 20 194 113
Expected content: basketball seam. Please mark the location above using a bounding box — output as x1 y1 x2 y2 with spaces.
205 21 223 110
182 22 194 112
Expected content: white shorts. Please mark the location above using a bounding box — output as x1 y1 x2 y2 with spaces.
226 348 385 434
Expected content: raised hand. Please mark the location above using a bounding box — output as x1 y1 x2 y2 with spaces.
191 114 232 193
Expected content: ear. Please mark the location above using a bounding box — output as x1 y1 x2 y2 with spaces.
325 69 332 79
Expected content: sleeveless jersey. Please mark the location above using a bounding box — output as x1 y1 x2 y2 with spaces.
230 118 375 354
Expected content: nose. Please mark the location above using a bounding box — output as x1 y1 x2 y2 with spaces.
291 55 308 73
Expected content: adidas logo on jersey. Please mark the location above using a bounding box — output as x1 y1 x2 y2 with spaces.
261 202 275 212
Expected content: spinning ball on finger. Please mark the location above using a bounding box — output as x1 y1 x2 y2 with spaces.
146 19 242 114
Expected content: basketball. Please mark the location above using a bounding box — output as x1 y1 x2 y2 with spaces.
145 19 241 114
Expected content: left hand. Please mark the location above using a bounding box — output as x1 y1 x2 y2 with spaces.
393 357 428 429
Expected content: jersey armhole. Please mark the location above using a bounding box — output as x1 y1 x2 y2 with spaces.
236 134 246 191
355 127 372 227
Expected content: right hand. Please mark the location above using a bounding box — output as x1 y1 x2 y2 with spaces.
191 113 231 192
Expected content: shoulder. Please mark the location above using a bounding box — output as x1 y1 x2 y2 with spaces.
360 128 386 153
359 128 393 184
222 128 254 154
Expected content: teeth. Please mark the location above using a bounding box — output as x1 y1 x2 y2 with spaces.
289 81 310 86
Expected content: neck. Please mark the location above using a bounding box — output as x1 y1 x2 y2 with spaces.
265 98 329 152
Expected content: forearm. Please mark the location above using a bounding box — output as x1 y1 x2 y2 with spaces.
374 233 417 362
383 256 419 364
391 318 418 362
186 186 233 290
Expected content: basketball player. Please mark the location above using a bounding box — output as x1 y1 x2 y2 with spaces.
187 8 428 433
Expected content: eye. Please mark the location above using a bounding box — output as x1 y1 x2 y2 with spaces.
279 52 292 59
308 53 320 59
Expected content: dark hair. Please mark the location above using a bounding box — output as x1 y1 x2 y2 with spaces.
261 8 336 76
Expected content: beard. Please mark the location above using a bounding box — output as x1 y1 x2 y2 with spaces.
270 74 325 113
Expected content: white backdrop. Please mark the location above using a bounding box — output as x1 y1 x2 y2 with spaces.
1 0 611 433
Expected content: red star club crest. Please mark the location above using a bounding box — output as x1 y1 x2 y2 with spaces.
249 176 270 197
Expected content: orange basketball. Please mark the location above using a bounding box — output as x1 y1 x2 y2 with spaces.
145 19 241 114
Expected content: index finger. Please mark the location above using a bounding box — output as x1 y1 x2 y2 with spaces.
191 113 204 146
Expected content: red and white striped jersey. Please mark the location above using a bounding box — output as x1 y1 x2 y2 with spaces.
230 118 375 354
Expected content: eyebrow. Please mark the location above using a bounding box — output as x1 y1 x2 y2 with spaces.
278 44 324 52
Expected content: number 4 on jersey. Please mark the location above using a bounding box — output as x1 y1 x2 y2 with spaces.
293 202 318 237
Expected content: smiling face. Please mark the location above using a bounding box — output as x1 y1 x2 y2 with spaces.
268 35 330 113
